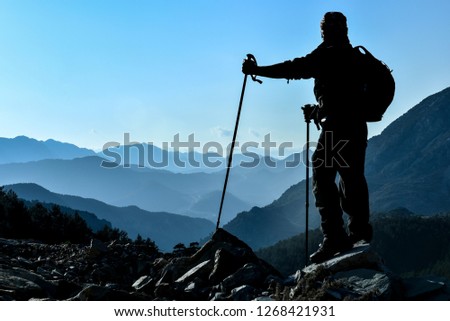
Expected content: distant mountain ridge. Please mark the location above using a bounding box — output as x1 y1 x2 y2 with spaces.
5 183 215 251
99 144 307 176
0 136 96 164
0 153 306 224
99 138 305 174
0 133 308 225
0 135 301 175
223 86 450 250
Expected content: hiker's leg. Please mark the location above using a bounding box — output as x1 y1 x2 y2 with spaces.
337 125 372 243
310 131 352 263
312 135 346 239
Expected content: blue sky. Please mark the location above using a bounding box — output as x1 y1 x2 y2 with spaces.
0 0 449 153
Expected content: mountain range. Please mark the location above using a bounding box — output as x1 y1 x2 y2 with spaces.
0 136 95 164
0 135 307 250
99 142 273 174
0 150 305 224
2 87 449 252
365 87 450 214
5 183 214 251
0 134 303 175
223 86 450 249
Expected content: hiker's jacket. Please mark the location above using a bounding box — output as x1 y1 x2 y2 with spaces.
258 41 364 124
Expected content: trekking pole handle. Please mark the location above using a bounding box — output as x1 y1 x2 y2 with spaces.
246 54 263 84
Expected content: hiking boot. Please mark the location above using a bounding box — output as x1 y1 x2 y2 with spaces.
349 224 373 245
309 237 353 264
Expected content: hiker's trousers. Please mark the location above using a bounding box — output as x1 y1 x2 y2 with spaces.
312 120 370 238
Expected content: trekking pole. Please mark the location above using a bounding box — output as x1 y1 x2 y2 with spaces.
304 111 310 266
216 54 262 231
301 104 318 266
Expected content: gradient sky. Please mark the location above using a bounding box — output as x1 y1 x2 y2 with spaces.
0 0 449 154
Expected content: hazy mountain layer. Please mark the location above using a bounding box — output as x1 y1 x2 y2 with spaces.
6 183 215 251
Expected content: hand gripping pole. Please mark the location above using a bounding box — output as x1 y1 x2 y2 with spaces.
216 54 261 230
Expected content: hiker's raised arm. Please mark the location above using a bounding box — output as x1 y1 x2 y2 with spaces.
242 59 294 79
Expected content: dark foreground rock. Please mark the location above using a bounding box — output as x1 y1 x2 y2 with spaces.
284 243 450 300
0 231 449 301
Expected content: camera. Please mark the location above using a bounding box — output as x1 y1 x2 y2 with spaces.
301 104 319 122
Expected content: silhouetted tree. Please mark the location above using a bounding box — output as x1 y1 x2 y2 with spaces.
0 188 31 238
0 186 161 248
94 225 131 244
173 242 186 256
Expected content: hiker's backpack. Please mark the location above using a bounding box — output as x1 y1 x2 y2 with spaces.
352 46 395 122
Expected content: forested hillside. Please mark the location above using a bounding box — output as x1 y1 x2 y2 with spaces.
0 187 157 249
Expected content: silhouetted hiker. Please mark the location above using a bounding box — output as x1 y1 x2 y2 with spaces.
242 12 372 263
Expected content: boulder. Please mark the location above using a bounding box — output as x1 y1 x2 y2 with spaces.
330 268 396 300
132 275 155 294
303 244 386 275
0 265 56 300
287 244 407 300
175 259 213 284
70 284 150 301
222 263 265 292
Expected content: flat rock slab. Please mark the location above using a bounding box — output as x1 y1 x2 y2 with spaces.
303 244 384 275
332 268 393 299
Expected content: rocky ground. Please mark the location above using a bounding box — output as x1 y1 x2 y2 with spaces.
0 229 449 301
